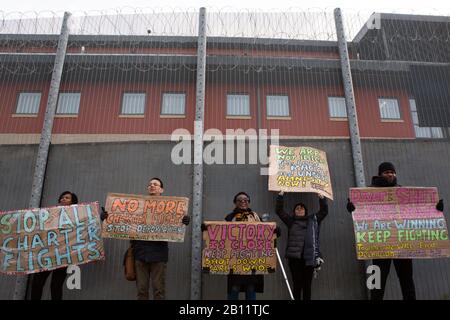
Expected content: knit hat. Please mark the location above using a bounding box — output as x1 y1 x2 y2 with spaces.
378 162 396 175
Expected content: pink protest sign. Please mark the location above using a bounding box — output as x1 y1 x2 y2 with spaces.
201 221 277 275
350 187 450 260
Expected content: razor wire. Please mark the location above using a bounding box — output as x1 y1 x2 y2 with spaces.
0 6 450 300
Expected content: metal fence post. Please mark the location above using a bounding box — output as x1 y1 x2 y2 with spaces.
334 8 366 188
12 11 71 300
334 8 369 300
190 7 207 300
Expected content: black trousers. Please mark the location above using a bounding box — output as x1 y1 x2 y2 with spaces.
371 259 416 300
288 258 314 301
31 267 68 300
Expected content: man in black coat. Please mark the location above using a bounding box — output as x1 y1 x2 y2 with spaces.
132 177 190 300
347 162 444 300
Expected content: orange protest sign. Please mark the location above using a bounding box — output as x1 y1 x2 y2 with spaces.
102 193 189 242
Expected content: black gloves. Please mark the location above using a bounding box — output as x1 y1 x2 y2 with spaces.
346 198 355 213
100 206 109 221
436 199 444 212
201 223 207 231
182 215 190 225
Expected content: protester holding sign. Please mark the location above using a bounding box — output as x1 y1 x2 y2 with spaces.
30 191 77 300
224 192 263 300
201 220 278 275
131 177 190 300
275 191 328 300
268 145 334 200
346 162 445 300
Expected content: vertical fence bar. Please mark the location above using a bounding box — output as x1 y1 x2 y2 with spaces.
334 8 369 299
190 7 207 300
334 8 366 188
12 11 71 300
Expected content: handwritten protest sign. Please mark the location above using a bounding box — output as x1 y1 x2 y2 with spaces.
102 193 189 242
268 145 333 200
0 203 104 275
202 221 277 275
350 187 450 260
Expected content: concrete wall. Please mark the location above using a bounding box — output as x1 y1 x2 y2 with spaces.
0 139 449 299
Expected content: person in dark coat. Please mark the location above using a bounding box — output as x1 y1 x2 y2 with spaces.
31 191 78 300
132 177 190 300
347 162 445 300
275 191 328 300
225 192 264 300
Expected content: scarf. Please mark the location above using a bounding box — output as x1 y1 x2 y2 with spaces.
231 208 260 222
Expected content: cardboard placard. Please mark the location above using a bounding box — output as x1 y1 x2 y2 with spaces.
350 187 450 259
0 203 105 275
202 221 277 275
102 193 189 242
268 145 333 200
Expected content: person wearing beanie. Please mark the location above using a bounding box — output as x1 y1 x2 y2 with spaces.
346 162 445 300
275 191 328 300
377 162 396 176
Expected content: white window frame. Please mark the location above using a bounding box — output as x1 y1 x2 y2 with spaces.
121 92 146 115
227 94 250 117
266 95 290 118
161 93 186 116
378 98 401 120
328 96 347 118
56 92 81 115
409 98 444 139
15 92 41 114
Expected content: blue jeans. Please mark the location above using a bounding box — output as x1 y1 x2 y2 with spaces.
227 284 256 300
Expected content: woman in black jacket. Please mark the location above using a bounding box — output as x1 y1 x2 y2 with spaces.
225 192 263 300
30 191 78 300
276 191 328 300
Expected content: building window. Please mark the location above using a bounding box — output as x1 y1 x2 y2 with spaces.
227 94 250 116
121 93 146 115
409 99 444 138
328 96 347 118
16 92 41 114
378 98 401 120
266 95 290 117
56 92 81 114
161 93 185 115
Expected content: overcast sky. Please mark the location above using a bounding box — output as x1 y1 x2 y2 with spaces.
2 0 450 14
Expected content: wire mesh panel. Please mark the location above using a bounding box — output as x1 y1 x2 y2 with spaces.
344 9 450 300
0 7 449 300
345 9 450 133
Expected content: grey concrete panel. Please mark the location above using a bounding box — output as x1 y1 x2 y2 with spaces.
0 145 37 300
362 140 450 300
1 140 449 299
